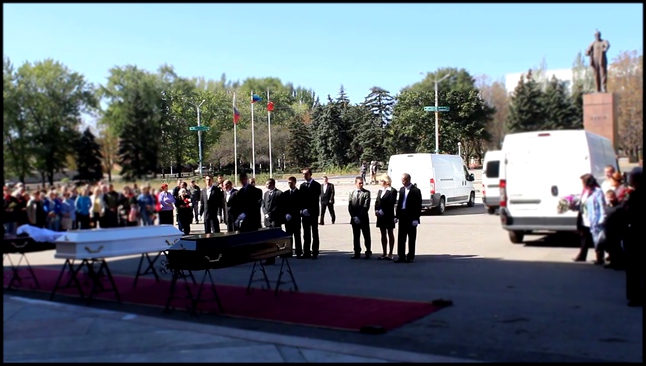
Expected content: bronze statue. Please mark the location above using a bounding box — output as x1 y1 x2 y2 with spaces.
585 30 610 93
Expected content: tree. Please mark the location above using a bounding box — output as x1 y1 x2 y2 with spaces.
506 70 545 133
74 127 103 182
475 74 509 150
540 76 579 130
286 119 312 169
14 59 97 185
571 52 595 124
97 126 118 183
405 67 477 94
608 50 643 159
3 57 32 184
313 96 345 168
363 87 395 127
118 88 160 181
350 105 384 163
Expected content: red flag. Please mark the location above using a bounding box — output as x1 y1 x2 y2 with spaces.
233 107 240 124
267 101 274 112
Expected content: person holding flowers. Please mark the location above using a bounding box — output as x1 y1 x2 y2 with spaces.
573 173 607 264
175 188 194 235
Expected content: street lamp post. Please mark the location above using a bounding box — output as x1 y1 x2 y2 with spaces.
434 73 451 154
191 99 206 178
457 141 462 159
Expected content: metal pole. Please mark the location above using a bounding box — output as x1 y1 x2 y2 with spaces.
267 89 273 178
233 92 238 186
434 81 439 154
197 99 205 179
251 90 256 178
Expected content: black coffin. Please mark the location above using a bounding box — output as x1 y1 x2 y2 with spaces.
165 228 292 271
3 235 56 254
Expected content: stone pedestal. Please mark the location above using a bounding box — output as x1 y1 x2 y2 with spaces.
583 93 618 150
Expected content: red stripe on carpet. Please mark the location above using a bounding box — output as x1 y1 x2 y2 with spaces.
4 267 443 332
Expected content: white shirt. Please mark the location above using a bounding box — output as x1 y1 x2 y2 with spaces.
206 185 213 199
402 184 412 209
601 179 614 193
322 184 327 194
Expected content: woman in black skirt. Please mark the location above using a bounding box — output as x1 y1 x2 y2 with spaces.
175 188 194 235
375 174 397 260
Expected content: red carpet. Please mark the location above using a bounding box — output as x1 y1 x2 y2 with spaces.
4 267 444 332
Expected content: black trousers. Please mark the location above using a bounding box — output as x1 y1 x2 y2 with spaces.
320 202 335 223
397 219 418 260
77 213 90 230
159 210 173 225
285 220 302 256
624 238 644 302
302 215 319 256
204 217 220 234
575 226 602 261
351 221 371 254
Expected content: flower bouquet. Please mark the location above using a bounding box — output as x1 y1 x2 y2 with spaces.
557 194 580 214
183 198 193 207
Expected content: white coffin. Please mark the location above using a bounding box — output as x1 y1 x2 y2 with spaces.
55 225 184 259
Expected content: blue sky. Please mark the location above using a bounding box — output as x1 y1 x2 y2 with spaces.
3 3 643 106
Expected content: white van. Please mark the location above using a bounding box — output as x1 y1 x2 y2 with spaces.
482 150 504 215
499 130 617 244
387 153 476 215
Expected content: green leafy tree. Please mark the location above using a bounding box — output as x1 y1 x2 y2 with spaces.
388 90 435 154
313 96 345 168
571 52 595 126
14 59 97 185
540 76 579 130
349 105 384 163
74 127 103 182
3 57 32 183
506 70 545 132
405 67 477 94
286 119 312 169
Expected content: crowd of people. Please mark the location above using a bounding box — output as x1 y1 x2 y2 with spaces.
573 165 643 307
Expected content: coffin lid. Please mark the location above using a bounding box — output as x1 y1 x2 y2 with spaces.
55 225 183 244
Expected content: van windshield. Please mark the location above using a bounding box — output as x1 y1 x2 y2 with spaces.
485 161 500 178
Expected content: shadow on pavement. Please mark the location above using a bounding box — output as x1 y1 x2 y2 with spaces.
522 232 580 248
5 246 640 363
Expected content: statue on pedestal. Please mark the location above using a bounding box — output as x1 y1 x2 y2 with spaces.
585 30 610 93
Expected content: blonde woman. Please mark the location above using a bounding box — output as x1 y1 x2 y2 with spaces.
90 186 104 228
374 174 397 260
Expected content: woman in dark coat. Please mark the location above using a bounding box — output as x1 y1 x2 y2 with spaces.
375 174 397 260
174 188 194 235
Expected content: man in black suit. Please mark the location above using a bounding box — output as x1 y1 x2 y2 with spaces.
262 178 283 265
319 176 336 225
231 172 263 232
200 175 225 234
189 180 201 224
281 176 303 258
348 176 371 259
222 180 237 232
394 173 422 264
299 168 322 259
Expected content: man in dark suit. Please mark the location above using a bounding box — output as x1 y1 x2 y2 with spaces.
299 168 322 259
200 175 225 234
262 178 283 265
189 180 201 224
348 176 371 259
319 175 336 225
281 176 303 258
222 180 237 232
231 172 263 232
394 173 422 264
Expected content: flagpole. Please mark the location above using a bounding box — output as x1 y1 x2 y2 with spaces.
233 92 238 187
267 89 273 179
251 90 256 178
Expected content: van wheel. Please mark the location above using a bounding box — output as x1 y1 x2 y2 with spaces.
467 191 475 207
509 231 525 244
487 207 496 214
433 197 446 215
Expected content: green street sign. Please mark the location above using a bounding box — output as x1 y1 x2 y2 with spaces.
423 106 450 112
189 126 210 131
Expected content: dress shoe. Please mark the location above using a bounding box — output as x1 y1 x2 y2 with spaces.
351 254 361 259
332 218 336 224
302 254 312 259
319 221 324 225
572 257 586 262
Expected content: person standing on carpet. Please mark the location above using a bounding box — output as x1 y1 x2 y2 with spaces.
394 173 422 264
349 176 372 259
282 176 303 258
262 178 283 265
231 172 263 232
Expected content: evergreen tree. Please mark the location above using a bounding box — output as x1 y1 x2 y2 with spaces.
351 105 384 163
118 90 159 181
313 96 345 168
540 76 578 130
286 119 312 169
363 87 395 127
506 70 545 132
73 127 103 182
